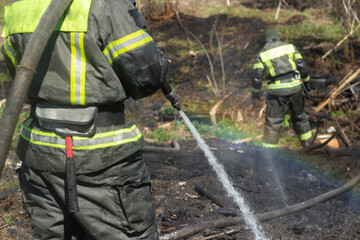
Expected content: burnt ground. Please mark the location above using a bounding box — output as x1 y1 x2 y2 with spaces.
1 1 360 240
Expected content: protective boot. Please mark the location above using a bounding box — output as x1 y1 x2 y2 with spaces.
301 139 313 149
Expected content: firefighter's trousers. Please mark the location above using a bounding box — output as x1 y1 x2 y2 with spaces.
19 151 159 240
263 91 312 146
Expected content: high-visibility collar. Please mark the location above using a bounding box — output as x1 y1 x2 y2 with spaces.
2 0 92 37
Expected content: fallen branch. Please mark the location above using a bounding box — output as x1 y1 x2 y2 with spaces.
232 135 263 144
305 108 360 132
316 68 360 112
143 138 180 152
161 174 360 240
336 123 352 147
209 90 234 125
175 12 219 96
275 0 282 20
321 24 360 61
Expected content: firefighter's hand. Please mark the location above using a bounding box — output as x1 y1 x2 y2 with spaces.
303 81 310 93
166 90 181 111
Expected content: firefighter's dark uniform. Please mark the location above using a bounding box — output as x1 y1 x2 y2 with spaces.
1 0 179 239
251 30 312 148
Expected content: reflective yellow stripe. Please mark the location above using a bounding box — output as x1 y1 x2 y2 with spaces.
303 75 310 82
3 37 17 69
70 32 86 105
253 63 264 69
103 30 145 56
20 120 142 150
79 33 86 105
263 142 278 148
73 132 142 150
260 44 295 62
265 60 276 77
300 131 312 141
103 29 154 65
289 53 296 70
70 32 76 105
295 53 302 59
20 132 66 148
108 37 153 65
73 125 138 140
268 78 301 89
2 0 92 37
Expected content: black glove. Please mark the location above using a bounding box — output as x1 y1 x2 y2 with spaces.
303 81 310 93
166 90 181 111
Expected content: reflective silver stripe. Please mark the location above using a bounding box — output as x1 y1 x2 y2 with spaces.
300 131 312 141
70 32 86 105
268 79 301 89
72 128 141 147
295 53 302 59
20 121 142 150
253 63 264 69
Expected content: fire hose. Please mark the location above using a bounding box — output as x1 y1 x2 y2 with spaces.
161 173 360 240
0 0 73 178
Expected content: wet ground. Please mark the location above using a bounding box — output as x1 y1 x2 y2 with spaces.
1 1 360 239
146 138 360 240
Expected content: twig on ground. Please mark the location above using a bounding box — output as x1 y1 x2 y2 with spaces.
275 0 282 20
209 90 235 125
161 174 360 240
316 68 360 112
175 11 219 96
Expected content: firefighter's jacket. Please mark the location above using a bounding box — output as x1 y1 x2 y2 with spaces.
252 37 310 96
1 0 166 174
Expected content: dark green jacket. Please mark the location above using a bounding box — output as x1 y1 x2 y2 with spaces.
1 0 167 173
252 37 310 96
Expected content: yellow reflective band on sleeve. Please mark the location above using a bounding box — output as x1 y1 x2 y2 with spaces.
20 120 143 150
70 32 86 105
295 53 302 59
253 63 264 69
103 30 154 65
1 0 92 37
260 44 295 62
3 37 17 69
268 78 301 90
300 131 312 141
303 75 310 82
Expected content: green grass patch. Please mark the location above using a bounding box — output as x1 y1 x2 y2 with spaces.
0 179 18 192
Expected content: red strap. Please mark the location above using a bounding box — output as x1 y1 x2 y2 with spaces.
65 136 73 158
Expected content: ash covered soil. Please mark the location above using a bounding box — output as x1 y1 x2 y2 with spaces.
147 139 360 239
2 139 360 240
1 2 360 239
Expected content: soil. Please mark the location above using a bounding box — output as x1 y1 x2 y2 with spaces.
1 1 360 240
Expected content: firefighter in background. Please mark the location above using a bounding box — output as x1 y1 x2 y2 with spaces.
1 0 180 239
251 29 312 148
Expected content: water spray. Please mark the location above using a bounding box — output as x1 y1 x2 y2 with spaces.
179 110 267 240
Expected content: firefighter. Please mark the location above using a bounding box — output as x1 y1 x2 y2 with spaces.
1 0 180 239
251 29 312 148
